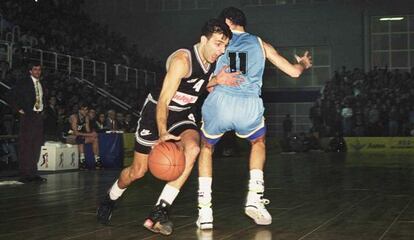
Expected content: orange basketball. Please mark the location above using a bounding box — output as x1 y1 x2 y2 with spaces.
148 142 185 181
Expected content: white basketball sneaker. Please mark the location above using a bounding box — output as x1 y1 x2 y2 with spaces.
245 197 272 225
245 180 272 225
196 206 213 230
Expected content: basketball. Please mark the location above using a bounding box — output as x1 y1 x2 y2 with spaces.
148 142 185 181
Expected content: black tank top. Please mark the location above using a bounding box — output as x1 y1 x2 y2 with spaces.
150 44 216 110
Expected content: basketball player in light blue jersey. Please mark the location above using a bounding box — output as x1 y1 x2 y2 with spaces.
196 7 312 229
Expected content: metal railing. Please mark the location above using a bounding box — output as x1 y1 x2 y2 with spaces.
21 46 157 88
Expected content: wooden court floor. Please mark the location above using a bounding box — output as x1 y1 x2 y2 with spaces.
1 151 414 240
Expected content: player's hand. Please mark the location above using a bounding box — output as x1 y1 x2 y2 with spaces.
154 132 181 146
215 66 243 86
294 51 312 69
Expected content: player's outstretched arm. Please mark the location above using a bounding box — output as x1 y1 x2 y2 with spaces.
262 41 312 78
156 51 190 143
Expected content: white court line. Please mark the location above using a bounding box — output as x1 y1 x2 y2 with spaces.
378 198 413 240
0 181 24 186
297 195 371 240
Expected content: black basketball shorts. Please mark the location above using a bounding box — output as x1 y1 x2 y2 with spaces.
134 100 198 154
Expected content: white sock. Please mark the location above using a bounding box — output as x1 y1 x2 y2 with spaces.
109 180 126 200
198 177 212 207
156 184 180 205
248 169 264 203
80 153 85 162
95 155 100 162
250 169 264 182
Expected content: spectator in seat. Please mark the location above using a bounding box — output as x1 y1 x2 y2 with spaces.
116 112 125 131
123 113 136 133
95 112 107 132
105 109 118 131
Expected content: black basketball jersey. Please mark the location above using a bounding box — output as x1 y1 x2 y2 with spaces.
62 113 87 137
75 114 87 133
150 44 216 110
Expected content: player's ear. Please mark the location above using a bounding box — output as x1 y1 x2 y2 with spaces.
200 35 208 45
225 18 233 27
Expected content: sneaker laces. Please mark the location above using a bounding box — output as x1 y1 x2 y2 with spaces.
259 198 270 207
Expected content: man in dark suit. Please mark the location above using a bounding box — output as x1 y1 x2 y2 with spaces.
14 62 47 183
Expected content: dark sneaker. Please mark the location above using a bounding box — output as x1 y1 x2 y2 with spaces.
143 200 173 235
95 159 103 170
97 194 116 224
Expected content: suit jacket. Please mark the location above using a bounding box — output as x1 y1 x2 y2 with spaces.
105 118 119 131
14 76 46 114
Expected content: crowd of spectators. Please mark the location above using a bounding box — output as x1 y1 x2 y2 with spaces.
8 69 138 137
0 0 163 72
1 0 161 109
310 67 414 137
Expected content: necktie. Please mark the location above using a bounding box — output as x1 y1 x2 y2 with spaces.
34 81 40 110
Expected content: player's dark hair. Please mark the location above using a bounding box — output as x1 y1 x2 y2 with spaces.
201 18 232 40
219 7 247 27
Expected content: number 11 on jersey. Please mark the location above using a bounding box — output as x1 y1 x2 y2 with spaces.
228 52 247 74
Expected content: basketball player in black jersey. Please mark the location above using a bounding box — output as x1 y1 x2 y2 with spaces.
66 103 101 169
97 19 241 235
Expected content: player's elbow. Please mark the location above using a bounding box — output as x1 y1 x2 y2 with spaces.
288 69 302 78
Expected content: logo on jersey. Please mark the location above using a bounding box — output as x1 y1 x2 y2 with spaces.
188 113 196 122
172 91 198 105
140 129 152 136
186 78 199 83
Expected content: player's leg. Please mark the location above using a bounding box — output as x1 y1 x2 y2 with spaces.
77 142 86 169
234 98 271 225
97 150 149 225
144 128 199 235
197 91 229 230
85 134 101 169
98 101 156 225
196 137 216 230
236 117 272 225
245 134 271 225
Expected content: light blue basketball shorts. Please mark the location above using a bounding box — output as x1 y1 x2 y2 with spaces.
200 89 266 145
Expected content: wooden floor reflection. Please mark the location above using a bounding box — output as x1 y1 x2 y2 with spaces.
1 152 414 239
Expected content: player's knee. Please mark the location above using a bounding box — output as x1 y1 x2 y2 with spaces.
184 144 200 162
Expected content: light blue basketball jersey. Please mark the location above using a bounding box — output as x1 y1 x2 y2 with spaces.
200 31 267 144
214 31 265 97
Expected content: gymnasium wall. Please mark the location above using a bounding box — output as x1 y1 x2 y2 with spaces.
81 0 414 136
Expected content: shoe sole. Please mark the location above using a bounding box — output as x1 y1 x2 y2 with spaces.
245 207 272 225
143 221 172 236
196 220 213 230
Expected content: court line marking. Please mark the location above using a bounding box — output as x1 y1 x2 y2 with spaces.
378 197 413 240
297 195 371 240
0 180 24 186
